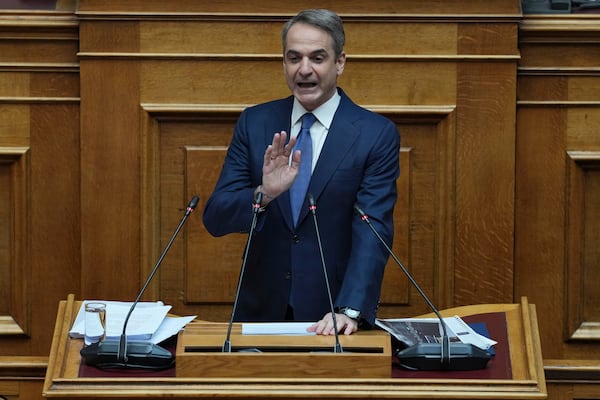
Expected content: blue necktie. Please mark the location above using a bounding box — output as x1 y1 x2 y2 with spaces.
289 113 316 225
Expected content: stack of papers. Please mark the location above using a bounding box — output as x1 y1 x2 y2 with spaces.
375 315 497 350
69 300 196 344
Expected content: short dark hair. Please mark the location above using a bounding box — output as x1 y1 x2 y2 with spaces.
282 9 345 58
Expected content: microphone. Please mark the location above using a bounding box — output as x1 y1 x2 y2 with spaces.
222 190 263 352
353 204 491 371
80 195 200 370
307 194 342 353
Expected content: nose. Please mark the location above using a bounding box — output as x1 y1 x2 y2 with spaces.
299 57 312 75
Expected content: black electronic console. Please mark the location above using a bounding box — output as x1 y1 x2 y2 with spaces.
80 340 173 370
394 342 492 371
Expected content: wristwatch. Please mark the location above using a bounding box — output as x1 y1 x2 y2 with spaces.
340 307 361 321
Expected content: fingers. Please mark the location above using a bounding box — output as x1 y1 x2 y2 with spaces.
261 131 300 196
307 313 358 336
265 131 295 163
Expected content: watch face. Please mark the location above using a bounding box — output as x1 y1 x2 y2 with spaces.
344 308 360 319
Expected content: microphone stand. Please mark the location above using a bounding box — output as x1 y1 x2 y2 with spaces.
354 204 491 371
308 194 342 353
116 195 200 362
222 191 263 352
80 195 200 370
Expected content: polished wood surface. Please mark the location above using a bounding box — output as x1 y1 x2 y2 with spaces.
43 295 546 399
176 322 391 378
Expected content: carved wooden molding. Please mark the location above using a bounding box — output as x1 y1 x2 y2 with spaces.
545 358 600 382
520 15 600 43
565 151 600 341
0 356 47 378
0 147 30 336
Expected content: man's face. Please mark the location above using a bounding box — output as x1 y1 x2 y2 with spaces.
283 22 345 111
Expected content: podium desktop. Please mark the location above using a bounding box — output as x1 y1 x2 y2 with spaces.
43 294 547 399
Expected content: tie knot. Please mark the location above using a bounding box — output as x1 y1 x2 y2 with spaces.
301 113 316 131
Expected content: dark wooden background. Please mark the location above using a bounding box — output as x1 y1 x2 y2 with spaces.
0 1 599 398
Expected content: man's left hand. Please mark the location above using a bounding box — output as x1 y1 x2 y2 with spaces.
307 312 358 335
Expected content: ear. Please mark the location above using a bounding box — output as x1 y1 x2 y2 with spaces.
336 52 346 75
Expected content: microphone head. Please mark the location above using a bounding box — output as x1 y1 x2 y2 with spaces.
353 203 365 217
307 193 317 214
253 191 263 213
189 195 200 210
255 190 263 205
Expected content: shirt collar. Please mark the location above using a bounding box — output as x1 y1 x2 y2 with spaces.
292 89 341 129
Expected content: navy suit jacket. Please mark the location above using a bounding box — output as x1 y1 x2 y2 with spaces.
203 88 400 325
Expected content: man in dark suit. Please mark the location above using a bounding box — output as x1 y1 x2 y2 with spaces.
203 9 400 335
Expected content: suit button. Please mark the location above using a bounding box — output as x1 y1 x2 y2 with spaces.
292 234 300 244
285 272 292 280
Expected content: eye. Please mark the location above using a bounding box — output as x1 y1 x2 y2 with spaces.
286 53 301 63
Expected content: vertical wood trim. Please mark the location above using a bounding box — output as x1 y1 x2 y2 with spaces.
0 147 30 336
140 108 161 300
436 110 457 309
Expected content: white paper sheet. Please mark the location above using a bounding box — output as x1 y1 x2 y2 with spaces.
70 300 194 343
241 322 316 335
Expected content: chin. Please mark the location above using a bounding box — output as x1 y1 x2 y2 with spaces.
294 92 321 110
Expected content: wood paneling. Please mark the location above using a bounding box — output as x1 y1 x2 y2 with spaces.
0 4 79 361
565 152 600 340
519 14 600 399
0 356 46 400
75 0 521 15
79 59 141 301
1 1 600 399
0 147 30 338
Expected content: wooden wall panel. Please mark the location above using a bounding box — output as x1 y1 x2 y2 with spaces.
29 103 80 355
79 60 142 301
0 356 46 400
0 106 79 350
519 14 600 398
565 152 600 340
455 61 516 306
139 60 458 106
75 0 522 15
134 21 462 56
0 147 29 338
0 7 79 400
516 105 568 353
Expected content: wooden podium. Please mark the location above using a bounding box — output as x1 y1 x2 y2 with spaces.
176 321 391 378
43 295 547 399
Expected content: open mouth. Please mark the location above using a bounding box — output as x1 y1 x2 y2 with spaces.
298 82 317 89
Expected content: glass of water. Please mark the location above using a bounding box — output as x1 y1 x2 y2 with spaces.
84 302 106 346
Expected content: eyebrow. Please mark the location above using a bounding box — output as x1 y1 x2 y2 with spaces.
285 48 329 57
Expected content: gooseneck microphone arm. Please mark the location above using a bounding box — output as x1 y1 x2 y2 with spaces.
222 191 263 352
117 195 200 362
308 194 343 353
353 204 450 367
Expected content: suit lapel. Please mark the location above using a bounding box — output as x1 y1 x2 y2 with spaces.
265 91 362 229
295 93 362 225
